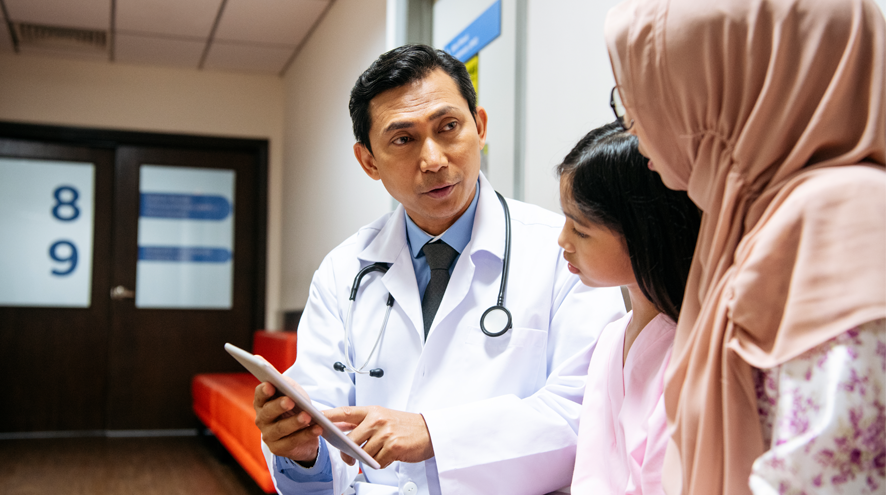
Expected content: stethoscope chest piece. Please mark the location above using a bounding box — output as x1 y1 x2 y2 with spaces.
480 305 512 337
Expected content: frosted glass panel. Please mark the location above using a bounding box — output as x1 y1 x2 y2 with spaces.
0 158 95 307
136 165 235 309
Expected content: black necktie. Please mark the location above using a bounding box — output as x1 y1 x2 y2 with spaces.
421 241 458 339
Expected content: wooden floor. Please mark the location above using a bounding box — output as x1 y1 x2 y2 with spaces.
0 435 268 495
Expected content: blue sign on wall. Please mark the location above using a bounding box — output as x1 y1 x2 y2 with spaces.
444 0 502 63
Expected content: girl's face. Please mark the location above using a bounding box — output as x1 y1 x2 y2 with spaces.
557 175 636 289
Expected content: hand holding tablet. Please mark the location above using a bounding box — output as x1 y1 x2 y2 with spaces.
225 343 381 470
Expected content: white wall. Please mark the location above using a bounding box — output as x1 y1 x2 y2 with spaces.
0 54 286 328
279 0 390 311
522 0 622 212
433 0 518 198
430 0 620 212
521 0 886 212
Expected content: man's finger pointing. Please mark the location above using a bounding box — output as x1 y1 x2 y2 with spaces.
323 406 368 424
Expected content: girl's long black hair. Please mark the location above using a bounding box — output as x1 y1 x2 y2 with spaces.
557 121 701 321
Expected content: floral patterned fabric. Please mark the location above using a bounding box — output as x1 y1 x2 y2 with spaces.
750 319 886 494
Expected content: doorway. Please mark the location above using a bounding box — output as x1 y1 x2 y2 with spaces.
0 122 267 433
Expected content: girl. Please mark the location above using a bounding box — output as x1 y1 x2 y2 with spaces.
557 121 701 494
604 0 886 493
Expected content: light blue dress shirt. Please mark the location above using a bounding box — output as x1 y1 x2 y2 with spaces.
274 183 480 492
404 182 479 300
274 438 333 493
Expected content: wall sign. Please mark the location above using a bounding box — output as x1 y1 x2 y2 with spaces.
136 165 235 309
465 54 479 97
0 158 95 307
443 0 501 63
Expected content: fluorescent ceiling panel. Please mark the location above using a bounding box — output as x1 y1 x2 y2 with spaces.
116 0 222 38
4 0 110 30
213 0 328 45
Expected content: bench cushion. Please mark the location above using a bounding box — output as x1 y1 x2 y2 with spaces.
253 331 298 372
192 330 297 493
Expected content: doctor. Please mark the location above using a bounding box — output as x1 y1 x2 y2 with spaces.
254 44 625 495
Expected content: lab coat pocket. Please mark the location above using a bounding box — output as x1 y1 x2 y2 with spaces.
458 326 547 398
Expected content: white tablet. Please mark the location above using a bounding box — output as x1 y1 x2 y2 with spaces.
224 343 381 470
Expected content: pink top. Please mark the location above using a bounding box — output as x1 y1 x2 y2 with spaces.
571 312 675 495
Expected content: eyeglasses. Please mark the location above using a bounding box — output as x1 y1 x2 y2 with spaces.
610 86 633 130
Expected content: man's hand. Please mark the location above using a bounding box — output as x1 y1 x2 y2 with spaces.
323 406 434 469
253 378 323 464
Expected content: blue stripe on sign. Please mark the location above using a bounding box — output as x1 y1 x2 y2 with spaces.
444 0 502 63
140 193 232 220
138 246 232 263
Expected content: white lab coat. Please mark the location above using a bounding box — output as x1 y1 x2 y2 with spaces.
263 173 625 495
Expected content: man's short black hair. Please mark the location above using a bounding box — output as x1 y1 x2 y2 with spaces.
349 44 478 155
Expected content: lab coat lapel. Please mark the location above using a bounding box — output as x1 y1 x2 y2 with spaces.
357 205 425 342
383 250 425 342
428 173 506 338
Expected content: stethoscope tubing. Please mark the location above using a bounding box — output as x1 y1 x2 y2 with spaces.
336 190 513 377
494 192 511 308
343 291 394 374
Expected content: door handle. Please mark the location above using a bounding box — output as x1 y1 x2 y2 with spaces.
110 285 135 300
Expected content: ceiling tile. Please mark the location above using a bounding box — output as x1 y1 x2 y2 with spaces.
214 0 328 45
116 0 221 38
202 41 293 74
4 0 110 30
0 28 13 54
0 11 10 54
115 33 205 68
17 44 108 62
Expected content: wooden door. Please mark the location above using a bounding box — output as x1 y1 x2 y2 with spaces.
105 146 258 430
0 138 115 432
0 123 267 433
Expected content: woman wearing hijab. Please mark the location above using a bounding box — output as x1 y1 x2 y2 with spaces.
603 0 886 493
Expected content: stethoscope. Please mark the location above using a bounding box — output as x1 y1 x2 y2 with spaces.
333 191 513 378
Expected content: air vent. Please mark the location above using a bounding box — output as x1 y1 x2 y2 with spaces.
13 22 107 53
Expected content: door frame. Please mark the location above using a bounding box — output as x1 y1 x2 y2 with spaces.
0 121 268 331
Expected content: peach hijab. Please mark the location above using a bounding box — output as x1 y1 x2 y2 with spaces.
604 0 886 493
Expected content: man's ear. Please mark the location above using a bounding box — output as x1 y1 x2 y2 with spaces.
474 106 489 150
354 143 380 180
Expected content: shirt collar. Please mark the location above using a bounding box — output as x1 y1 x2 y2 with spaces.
405 180 480 259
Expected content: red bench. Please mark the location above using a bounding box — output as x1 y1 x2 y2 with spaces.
192 331 298 493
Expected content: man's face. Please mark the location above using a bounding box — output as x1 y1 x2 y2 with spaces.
354 68 488 235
